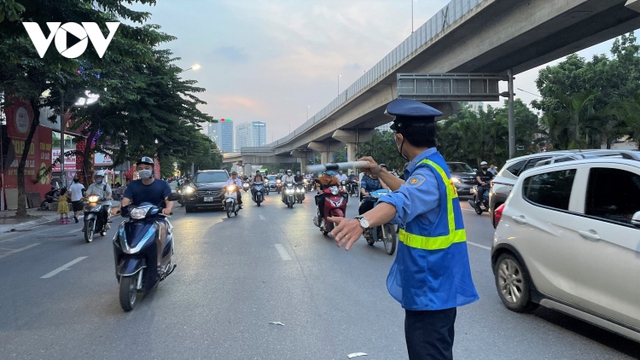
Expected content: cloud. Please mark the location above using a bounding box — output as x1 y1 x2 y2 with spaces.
210 46 248 63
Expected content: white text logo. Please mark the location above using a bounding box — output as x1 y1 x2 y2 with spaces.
22 22 120 59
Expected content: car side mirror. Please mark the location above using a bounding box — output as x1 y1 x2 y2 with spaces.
167 193 181 201
631 211 640 227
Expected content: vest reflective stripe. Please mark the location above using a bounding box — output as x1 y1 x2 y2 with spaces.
398 159 466 251
398 228 466 250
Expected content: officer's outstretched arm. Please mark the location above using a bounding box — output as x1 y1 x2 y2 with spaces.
361 203 396 228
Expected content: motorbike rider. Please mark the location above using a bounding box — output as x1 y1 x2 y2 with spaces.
280 169 296 202
225 171 243 208
475 161 493 207
251 170 265 199
119 156 173 216
294 170 304 184
83 170 113 231
359 166 389 215
313 170 341 226
336 170 348 183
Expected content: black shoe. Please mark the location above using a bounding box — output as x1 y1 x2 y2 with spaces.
74 217 78 223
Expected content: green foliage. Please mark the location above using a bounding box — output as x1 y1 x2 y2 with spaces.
356 130 405 171
532 32 640 150
437 101 541 169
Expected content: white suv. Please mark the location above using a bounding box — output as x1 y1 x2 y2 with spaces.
489 150 640 227
491 158 640 342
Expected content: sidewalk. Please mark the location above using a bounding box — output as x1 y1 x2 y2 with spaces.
0 208 60 233
0 201 122 233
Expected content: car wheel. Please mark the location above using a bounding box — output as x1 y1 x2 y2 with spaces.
494 253 538 313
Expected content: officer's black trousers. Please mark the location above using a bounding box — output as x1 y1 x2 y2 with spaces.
405 307 457 360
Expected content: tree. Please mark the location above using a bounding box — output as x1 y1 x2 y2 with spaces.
0 0 158 216
356 130 404 171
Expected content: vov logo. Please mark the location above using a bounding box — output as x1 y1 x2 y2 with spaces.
22 22 120 59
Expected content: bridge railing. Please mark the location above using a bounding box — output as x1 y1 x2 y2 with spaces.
263 0 488 149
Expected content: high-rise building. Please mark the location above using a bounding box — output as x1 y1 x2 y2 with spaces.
235 121 268 150
235 122 252 150
251 121 267 147
208 118 234 152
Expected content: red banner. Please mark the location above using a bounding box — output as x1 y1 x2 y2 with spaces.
3 97 52 196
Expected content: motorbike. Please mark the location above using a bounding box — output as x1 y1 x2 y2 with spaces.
83 195 109 243
295 182 306 203
242 181 250 192
468 184 490 215
363 190 397 255
282 182 296 208
252 183 265 206
175 186 185 206
306 179 315 192
40 187 61 210
314 186 348 236
112 196 178 311
275 179 282 194
224 184 241 218
347 180 359 197
263 179 270 195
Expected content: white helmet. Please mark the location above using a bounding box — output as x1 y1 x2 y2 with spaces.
95 170 106 177
480 161 488 166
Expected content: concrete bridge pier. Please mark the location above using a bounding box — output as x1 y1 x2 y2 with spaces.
244 163 253 176
332 129 374 172
291 150 314 173
307 141 345 169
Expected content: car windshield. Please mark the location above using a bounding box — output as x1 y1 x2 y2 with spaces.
448 163 474 173
268 175 277 181
194 172 228 183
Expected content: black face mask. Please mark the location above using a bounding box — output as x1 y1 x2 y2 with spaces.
482 167 488 171
396 135 408 161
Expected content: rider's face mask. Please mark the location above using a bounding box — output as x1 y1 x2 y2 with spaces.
138 169 152 179
95 177 103 184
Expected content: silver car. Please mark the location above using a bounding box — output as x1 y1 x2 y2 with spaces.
491 157 640 342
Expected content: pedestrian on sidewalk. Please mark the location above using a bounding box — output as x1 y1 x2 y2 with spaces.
57 188 70 224
69 176 85 223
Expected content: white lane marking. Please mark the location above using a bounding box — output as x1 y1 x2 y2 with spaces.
274 244 292 261
259 215 266 220
0 243 40 259
69 228 82 233
41 256 88 278
468 241 491 250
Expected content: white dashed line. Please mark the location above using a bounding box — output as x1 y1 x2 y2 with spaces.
41 256 88 278
468 241 491 250
0 243 40 259
274 244 292 261
259 215 266 220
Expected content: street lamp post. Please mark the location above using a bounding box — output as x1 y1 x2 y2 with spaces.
412 0 414 34
338 75 341 95
182 63 201 73
306 106 310 121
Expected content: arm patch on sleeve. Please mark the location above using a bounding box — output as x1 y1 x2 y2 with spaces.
406 174 426 187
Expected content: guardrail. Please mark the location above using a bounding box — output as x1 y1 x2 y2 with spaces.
259 0 488 150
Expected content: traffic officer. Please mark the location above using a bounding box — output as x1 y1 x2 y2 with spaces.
328 98 479 360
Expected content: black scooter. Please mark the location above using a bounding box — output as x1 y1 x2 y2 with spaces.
112 194 179 311
468 184 490 215
40 187 61 210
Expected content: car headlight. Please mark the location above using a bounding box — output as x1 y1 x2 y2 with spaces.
87 195 100 203
451 177 460 184
184 186 195 194
130 207 149 219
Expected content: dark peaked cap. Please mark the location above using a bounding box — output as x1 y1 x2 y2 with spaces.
386 99 442 131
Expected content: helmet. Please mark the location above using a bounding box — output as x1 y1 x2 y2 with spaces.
286 169 292 175
480 161 488 166
256 170 260 174
94 170 105 178
326 170 335 176
136 156 154 166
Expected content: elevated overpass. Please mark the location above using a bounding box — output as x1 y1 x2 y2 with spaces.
231 0 640 169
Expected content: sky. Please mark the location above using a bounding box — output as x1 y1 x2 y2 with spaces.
130 0 630 145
